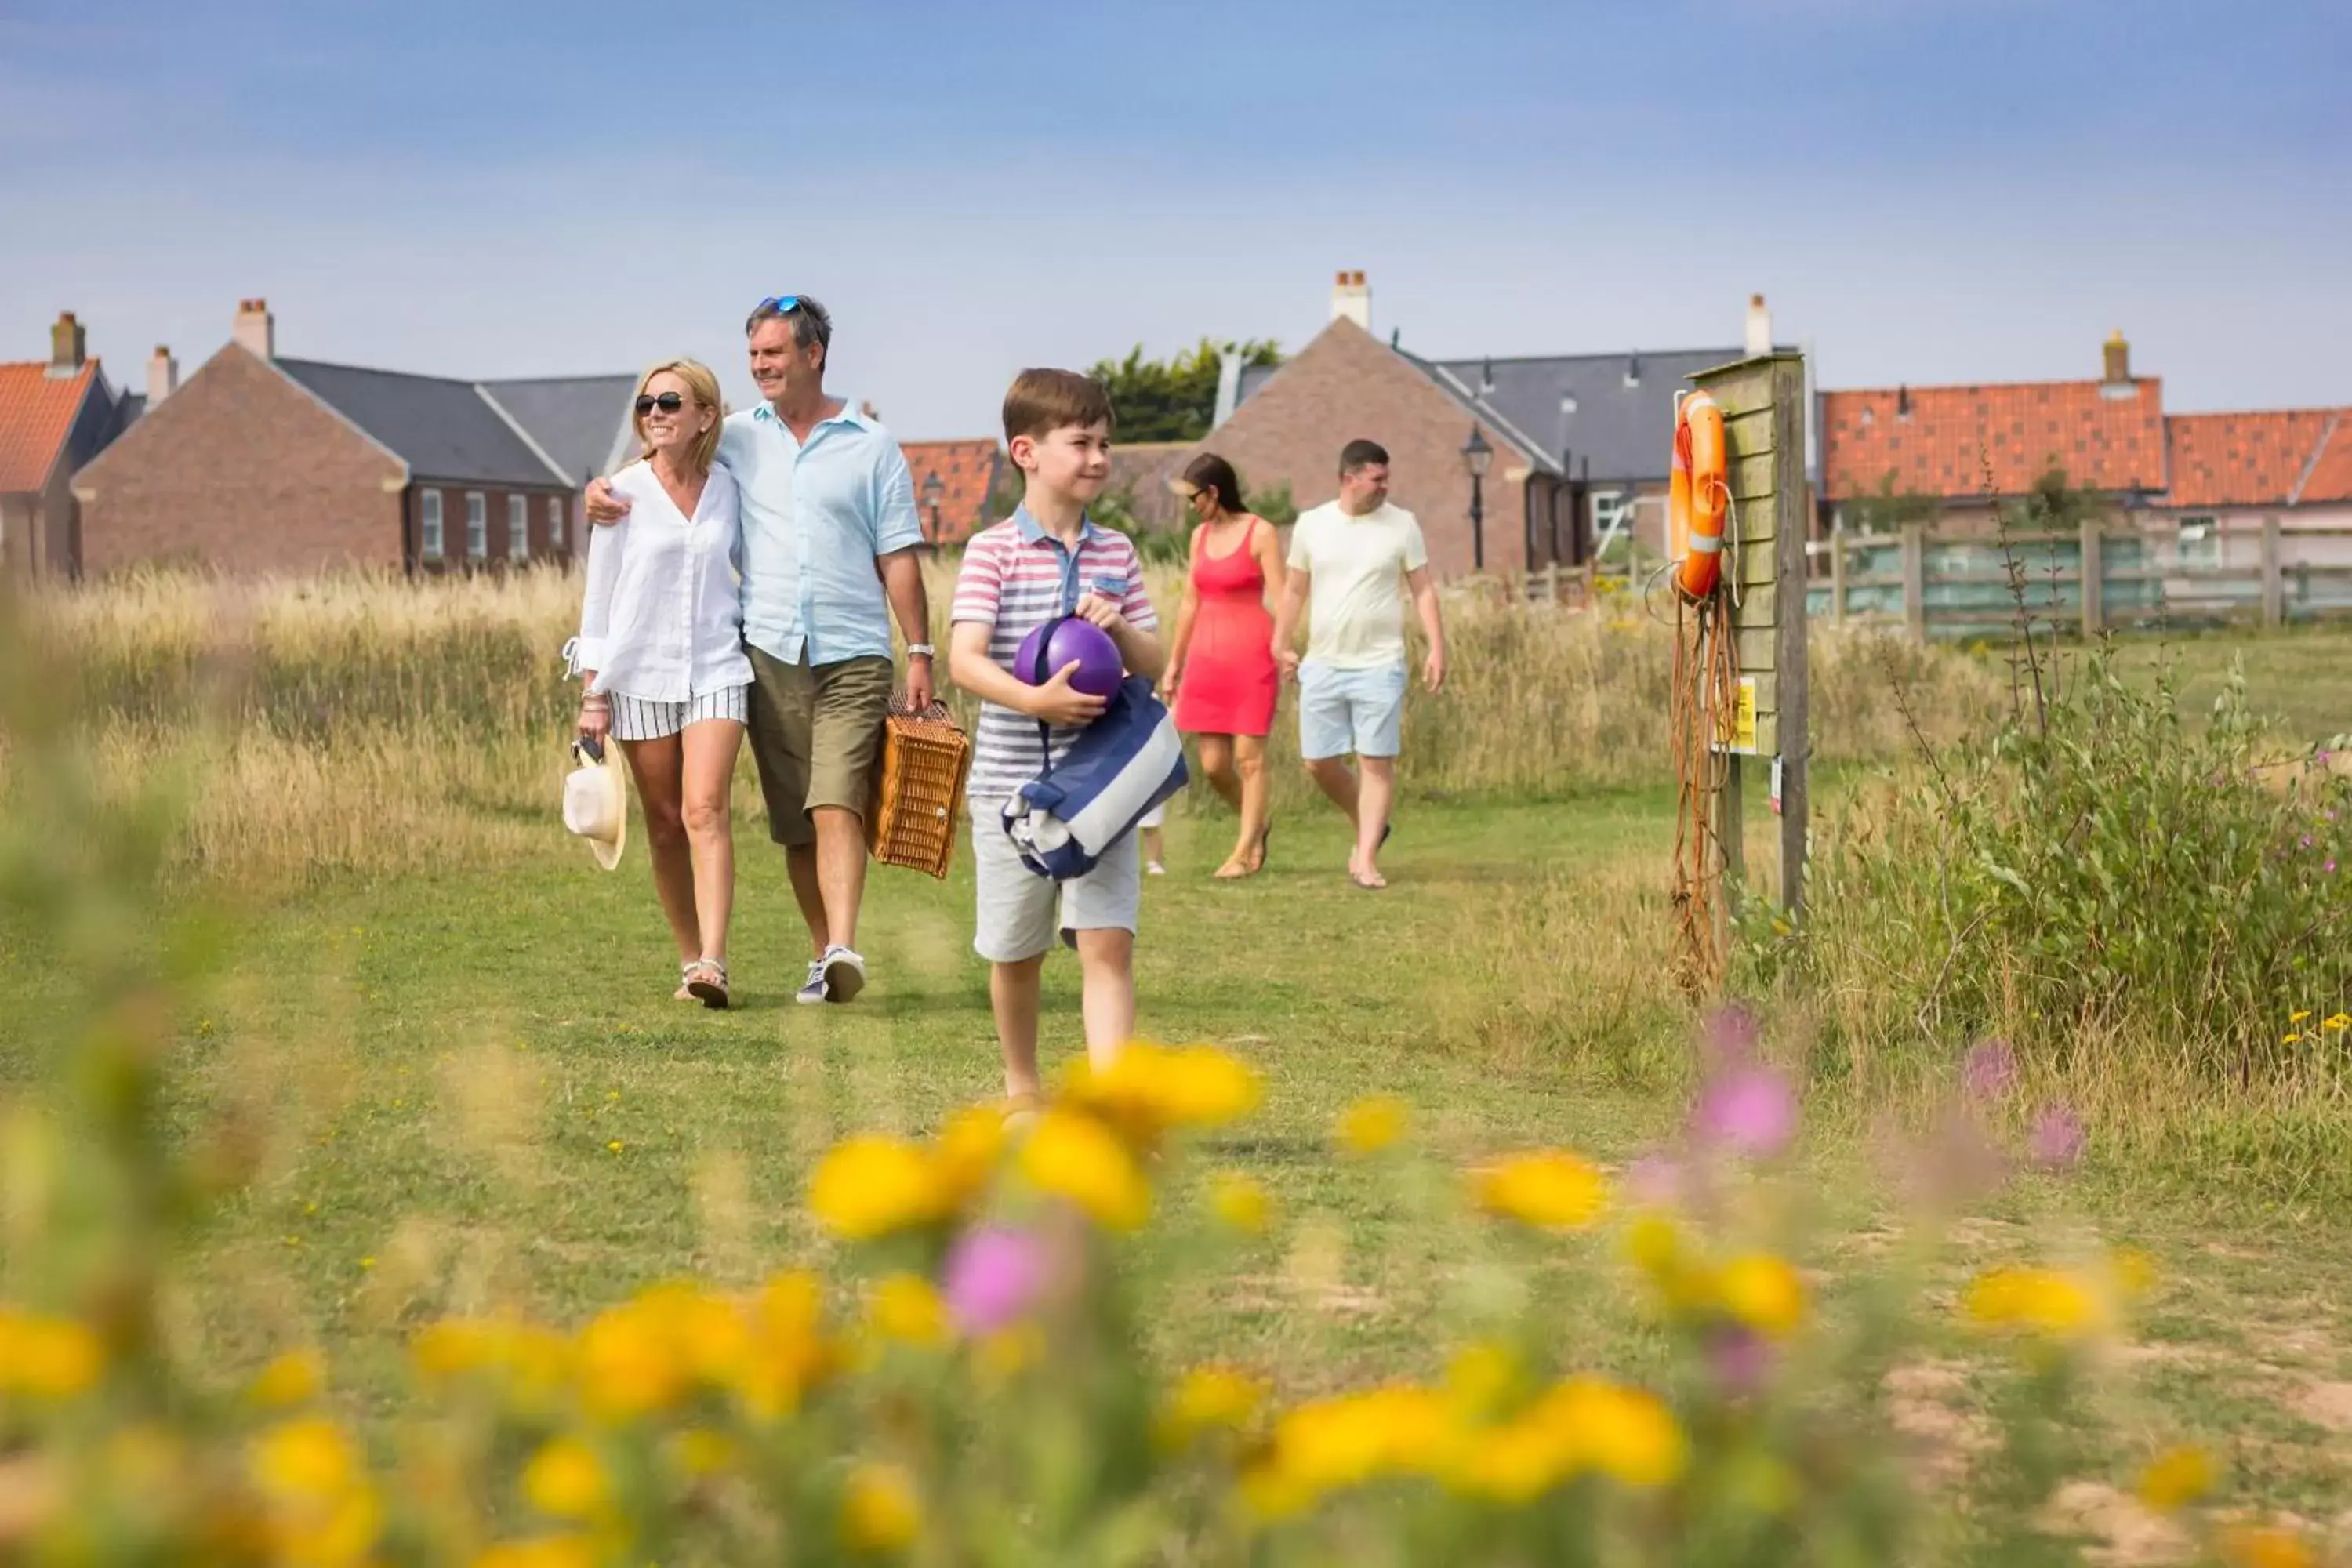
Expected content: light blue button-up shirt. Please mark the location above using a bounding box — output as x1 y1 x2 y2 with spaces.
721 399 924 666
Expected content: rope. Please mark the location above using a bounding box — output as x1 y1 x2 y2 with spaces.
1668 581 1742 998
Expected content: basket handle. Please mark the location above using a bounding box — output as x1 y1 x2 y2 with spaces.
888 693 954 722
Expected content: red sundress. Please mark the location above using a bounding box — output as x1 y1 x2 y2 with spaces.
1173 521 1279 738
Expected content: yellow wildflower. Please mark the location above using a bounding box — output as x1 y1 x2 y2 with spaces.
2136 1445 2214 1512
249 1348 325 1409
1208 1170 1273 1235
809 1135 950 1241
575 1298 688 1421
1963 1266 2114 1341
1064 1044 1261 1141
1157 1365 1265 1449
1716 1254 1808 1339
279 1486 382 1568
869 1274 950 1348
974 1323 1047 1388
2324 1014 2351 1033
1622 1213 1714 1314
1472 1150 1608 1231
1444 1341 1523 1421
249 1417 361 1502
839 1462 920 1553
1336 1095 1410 1156
739 1271 833 1421
933 1105 1005 1207
1548 1377 1686 1488
1018 1109 1152 1230
0 1311 104 1399
521 1436 609 1520
2221 1526 2314 1568
472 1535 597 1568
1265 1385 1458 1497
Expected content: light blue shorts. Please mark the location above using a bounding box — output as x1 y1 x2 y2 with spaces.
1298 659 1407 762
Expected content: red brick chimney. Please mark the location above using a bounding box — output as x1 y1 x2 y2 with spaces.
47 311 87 379
234 298 275 360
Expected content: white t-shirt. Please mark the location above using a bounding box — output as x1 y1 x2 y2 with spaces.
1287 500 1428 670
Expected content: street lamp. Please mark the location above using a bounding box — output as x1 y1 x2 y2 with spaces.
920 470 944 548
1461 424 1493 572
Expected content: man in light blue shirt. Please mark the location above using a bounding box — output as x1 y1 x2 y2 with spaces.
587 296 931 1006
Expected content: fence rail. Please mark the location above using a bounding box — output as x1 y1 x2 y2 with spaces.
1807 520 2352 641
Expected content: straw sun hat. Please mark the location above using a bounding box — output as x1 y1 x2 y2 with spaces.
562 738 628 871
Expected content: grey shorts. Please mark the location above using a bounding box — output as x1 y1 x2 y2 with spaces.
971 816 1141 964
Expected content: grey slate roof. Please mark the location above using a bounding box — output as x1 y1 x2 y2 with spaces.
1428 348 1753 484
478 375 639 485
275 358 570 486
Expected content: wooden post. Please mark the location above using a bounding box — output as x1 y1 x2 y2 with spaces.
2261 517 2284 629
2079 519 2103 639
1714 753 1744 960
1769 358 1809 919
1900 522 1927 643
1830 526 1848 626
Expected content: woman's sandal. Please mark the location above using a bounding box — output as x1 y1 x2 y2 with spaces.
685 958 731 1011
673 961 698 1002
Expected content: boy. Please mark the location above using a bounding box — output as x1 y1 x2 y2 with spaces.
948 369 1167 1110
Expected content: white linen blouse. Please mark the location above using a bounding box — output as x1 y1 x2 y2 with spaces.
567 459 755 702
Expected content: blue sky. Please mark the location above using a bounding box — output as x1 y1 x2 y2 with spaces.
5 0 2348 437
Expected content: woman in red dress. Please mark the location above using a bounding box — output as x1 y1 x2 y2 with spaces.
1164 453 1287 878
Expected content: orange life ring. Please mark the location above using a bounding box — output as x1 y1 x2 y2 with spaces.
1669 390 1729 600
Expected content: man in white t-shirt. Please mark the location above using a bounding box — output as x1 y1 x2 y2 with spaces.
1269 439 1447 889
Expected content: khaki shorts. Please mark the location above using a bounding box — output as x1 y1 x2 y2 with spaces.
743 646 895 848
971 815 1141 964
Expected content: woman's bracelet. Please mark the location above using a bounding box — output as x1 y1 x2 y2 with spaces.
581 695 610 710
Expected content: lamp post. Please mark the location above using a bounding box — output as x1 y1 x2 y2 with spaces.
1461 424 1493 572
920 470 944 550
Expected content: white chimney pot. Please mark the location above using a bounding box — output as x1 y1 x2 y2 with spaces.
147 346 179 405
1330 270 1372 332
233 298 275 360
1744 293 1773 358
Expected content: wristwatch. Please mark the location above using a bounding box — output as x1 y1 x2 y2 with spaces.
906 643 935 659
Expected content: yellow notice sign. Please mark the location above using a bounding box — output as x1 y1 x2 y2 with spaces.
1722 676 1758 753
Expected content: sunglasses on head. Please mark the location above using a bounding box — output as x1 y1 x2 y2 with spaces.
634 392 686 416
756 294 805 316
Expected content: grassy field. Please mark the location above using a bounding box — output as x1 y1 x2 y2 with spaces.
7 789 2352 1551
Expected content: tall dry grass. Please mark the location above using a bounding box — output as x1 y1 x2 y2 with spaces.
6 562 2000 887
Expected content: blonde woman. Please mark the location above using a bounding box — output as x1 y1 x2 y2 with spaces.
569 359 751 1007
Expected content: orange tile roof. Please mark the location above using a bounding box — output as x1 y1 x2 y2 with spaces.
2299 414 2352 506
0 360 98 493
1820 378 2165 502
900 438 1002 545
2163 408 2343 509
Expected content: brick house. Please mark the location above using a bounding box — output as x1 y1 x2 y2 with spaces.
1 312 139 580
74 300 634 576
898 437 1004 546
1818 330 2352 562
1193 274 1775 575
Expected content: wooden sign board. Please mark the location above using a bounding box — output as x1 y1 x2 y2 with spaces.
1689 353 1809 916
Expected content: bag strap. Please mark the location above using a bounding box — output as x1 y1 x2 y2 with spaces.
1029 524 1094 781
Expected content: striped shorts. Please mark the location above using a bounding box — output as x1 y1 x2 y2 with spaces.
608 685 750 742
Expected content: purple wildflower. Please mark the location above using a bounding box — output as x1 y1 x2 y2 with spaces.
942 1225 1047 1335
2302 836 2314 849
2328 861 2339 875
1963 1039 2017 1101
1703 1003 1762 1069
1625 1151 1685 1208
2028 1107 2087 1171
1693 1064 1797 1160
1708 1326 1773 1398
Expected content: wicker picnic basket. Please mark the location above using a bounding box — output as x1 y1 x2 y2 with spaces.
866 699 973 879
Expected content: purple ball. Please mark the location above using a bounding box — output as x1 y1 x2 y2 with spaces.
1013 617 1123 700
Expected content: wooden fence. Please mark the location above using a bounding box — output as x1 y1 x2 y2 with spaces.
1807 521 2352 641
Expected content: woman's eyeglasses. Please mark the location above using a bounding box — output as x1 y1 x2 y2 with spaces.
633 392 686 416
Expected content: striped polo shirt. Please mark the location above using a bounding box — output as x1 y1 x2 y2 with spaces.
952 508 1158 804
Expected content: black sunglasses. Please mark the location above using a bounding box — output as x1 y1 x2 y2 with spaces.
633 392 686 416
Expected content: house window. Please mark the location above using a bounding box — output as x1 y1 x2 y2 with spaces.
510 495 530 561
466 492 487 558
1592 490 1635 543
420 491 444 559
2176 517 2220 569
548 495 566 554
